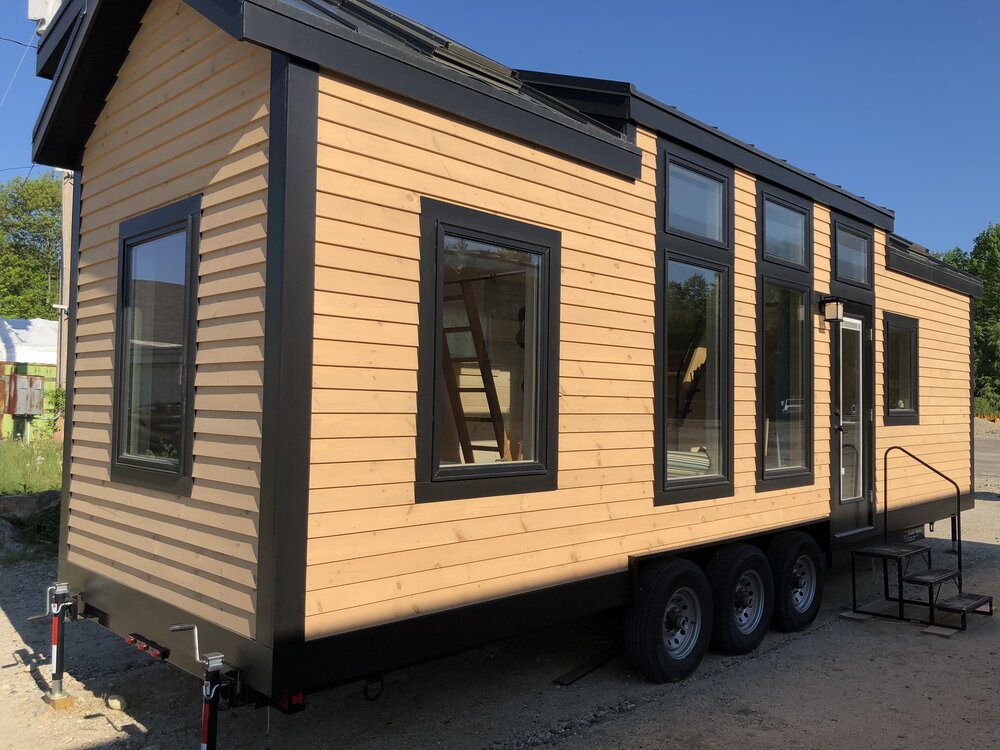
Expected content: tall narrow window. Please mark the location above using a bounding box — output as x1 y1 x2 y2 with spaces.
884 313 919 425
112 196 200 493
417 199 560 502
665 260 723 482
762 284 809 474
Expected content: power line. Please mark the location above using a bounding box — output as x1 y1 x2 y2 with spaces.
0 36 37 49
0 31 35 113
0 166 34 173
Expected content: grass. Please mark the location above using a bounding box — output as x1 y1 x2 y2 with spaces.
0 438 63 496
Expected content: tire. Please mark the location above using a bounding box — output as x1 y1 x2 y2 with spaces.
707 544 774 655
626 558 713 683
767 532 824 632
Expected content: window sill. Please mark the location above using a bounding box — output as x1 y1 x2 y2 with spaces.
885 412 919 427
110 462 192 496
415 467 557 503
756 469 814 493
654 478 734 506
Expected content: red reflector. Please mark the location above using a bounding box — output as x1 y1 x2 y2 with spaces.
125 635 136 646
150 648 162 660
291 692 305 705
137 641 148 652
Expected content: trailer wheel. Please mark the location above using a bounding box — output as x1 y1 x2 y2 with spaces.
707 544 774 655
626 558 713 683
767 531 824 632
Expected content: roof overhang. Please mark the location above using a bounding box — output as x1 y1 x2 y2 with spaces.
518 71 897 232
887 235 983 298
32 0 642 180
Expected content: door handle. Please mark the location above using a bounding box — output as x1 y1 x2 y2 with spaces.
835 425 844 433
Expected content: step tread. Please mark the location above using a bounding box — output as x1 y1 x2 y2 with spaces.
903 568 961 585
937 592 993 614
853 542 931 560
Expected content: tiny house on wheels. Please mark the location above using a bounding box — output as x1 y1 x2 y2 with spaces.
32 0 987 712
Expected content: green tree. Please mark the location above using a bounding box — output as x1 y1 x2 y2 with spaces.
939 224 1000 411
0 171 64 320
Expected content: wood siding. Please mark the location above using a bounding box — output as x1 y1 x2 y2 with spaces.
66 0 268 638
874 230 972 507
305 74 838 639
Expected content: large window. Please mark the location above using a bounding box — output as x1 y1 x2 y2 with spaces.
884 313 919 425
417 199 560 502
762 284 809 475
112 196 200 493
665 260 724 482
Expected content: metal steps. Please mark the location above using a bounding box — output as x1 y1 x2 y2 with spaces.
849 447 993 632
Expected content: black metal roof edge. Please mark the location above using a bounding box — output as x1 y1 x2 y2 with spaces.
36 0 84 79
886 236 983 298
630 88 895 229
238 0 641 178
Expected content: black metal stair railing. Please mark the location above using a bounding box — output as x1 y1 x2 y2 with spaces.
882 445 962 576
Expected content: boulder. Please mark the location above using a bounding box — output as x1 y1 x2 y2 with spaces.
0 490 61 522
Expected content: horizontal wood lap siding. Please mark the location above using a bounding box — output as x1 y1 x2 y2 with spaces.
305 73 838 639
874 229 972 507
67 0 268 638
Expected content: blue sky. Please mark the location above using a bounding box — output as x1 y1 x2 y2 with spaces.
1 0 997 253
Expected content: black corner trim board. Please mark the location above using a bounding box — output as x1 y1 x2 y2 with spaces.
255 52 319 698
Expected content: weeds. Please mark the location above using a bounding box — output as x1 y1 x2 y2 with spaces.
0 439 63 496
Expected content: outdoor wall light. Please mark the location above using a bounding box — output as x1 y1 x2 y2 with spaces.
820 296 845 323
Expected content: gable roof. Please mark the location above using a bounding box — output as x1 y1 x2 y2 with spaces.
32 0 642 178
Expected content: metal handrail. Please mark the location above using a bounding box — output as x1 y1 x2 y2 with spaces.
882 446 963 574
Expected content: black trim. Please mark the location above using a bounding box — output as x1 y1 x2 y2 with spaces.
33 0 152 169
35 0 641 180
756 281 814 492
661 141 733 262
57 171 83 556
654 138 735 504
628 92 894 231
831 213 874 294
60 559 273 692
35 0 83 79
110 196 201 496
886 245 984 298
301 571 629 691
415 199 560 503
883 312 919 426
255 53 319 698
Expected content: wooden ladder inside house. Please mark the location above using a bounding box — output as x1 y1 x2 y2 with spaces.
442 279 511 464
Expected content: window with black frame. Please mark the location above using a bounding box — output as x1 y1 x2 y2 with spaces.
758 185 813 488
112 196 199 493
884 312 919 425
416 199 560 502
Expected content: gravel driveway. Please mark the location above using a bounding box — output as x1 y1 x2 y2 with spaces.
2 433 999 750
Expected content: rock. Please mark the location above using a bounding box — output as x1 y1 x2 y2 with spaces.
106 694 127 712
0 490 61 522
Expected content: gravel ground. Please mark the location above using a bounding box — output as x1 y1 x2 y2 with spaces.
1 432 999 750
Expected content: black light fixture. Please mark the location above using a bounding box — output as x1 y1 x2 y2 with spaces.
819 296 845 323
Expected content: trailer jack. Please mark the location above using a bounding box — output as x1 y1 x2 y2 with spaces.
171 624 233 750
29 582 78 710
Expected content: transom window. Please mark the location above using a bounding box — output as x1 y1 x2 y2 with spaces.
884 313 919 425
764 197 808 267
835 222 872 286
668 162 724 243
112 196 200 493
417 199 560 502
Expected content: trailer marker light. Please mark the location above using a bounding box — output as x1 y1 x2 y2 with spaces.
125 635 137 646
149 648 163 660
137 641 149 652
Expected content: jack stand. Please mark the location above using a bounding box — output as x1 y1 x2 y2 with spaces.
171 624 231 750
200 653 225 750
43 582 75 710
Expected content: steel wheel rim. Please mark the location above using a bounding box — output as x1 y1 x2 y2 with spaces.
790 554 817 613
661 586 701 660
733 569 765 634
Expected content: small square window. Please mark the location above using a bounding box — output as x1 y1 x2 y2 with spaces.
668 162 724 243
836 224 871 286
764 198 807 267
884 313 918 425
112 196 200 494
